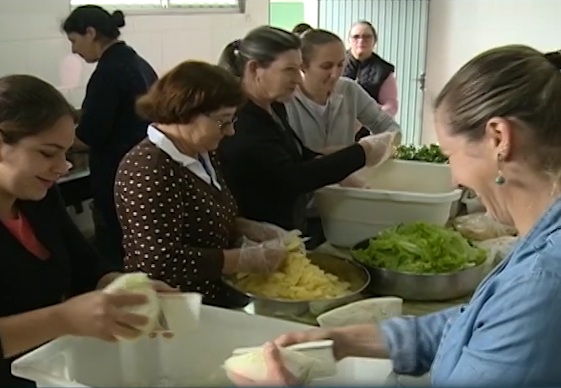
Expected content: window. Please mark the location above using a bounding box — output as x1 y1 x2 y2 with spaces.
69 0 243 13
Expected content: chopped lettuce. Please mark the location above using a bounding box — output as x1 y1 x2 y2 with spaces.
352 221 487 274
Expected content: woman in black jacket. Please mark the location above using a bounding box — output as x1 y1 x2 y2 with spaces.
0 74 174 387
217 26 400 242
62 6 158 266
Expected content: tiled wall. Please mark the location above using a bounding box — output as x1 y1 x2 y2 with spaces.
0 0 269 107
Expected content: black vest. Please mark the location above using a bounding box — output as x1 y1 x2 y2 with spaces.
343 52 395 102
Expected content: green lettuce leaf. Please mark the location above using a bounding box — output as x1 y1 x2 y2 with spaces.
352 221 487 274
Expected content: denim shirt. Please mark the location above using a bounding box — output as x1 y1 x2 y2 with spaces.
381 196 561 386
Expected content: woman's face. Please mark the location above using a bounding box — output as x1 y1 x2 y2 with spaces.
251 49 302 102
67 29 100 64
435 109 513 225
0 115 74 201
349 24 376 58
302 41 346 94
181 107 238 153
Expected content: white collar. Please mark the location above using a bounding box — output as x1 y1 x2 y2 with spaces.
147 125 221 190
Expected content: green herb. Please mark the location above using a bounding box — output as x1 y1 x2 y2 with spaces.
351 221 487 274
394 143 448 163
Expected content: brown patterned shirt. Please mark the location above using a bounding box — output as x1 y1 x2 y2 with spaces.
114 136 247 308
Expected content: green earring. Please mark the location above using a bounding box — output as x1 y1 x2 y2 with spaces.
495 153 506 185
495 174 506 185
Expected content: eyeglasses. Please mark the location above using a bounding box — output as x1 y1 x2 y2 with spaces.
351 34 374 41
214 117 237 131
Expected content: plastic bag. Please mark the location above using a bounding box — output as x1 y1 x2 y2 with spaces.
476 236 519 268
451 212 517 241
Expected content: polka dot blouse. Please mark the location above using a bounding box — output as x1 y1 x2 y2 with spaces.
114 139 248 308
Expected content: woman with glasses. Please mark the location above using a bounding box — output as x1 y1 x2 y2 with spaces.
344 21 398 139
114 61 291 309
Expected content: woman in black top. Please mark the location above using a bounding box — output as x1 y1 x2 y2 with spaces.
62 6 158 266
0 75 173 387
217 26 399 238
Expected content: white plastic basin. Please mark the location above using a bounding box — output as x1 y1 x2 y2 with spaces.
12 306 394 387
315 160 462 248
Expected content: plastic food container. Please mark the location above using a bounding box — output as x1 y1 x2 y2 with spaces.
12 306 395 387
315 160 462 247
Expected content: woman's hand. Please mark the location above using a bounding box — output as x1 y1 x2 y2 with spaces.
236 218 288 243
55 290 151 342
339 173 370 189
228 342 300 387
236 239 289 274
275 324 388 361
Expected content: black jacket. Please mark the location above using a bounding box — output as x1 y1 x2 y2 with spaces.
77 41 158 217
343 51 395 102
0 187 118 387
218 101 366 231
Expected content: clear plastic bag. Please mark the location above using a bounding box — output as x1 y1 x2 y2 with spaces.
476 236 519 269
451 212 517 241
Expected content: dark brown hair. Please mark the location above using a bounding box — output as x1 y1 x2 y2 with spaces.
62 5 125 40
218 26 301 78
349 20 378 42
300 29 343 64
0 75 78 145
292 23 313 36
434 45 561 172
136 61 245 124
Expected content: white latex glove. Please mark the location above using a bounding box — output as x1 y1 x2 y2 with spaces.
236 219 289 243
339 173 370 189
358 130 402 168
235 238 288 274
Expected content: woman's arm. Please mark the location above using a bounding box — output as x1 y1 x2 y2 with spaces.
221 125 366 197
354 79 400 135
0 305 66 358
75 68 120 148
380 306 460 376
377 74 399 118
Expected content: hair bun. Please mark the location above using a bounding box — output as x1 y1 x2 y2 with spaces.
111 10 125 28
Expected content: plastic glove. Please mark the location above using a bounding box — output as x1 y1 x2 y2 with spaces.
236 218 289 243
358 130 402 168
339 172 370 188
235 238 288 274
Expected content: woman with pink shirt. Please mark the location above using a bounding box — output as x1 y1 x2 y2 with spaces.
344 21 398 139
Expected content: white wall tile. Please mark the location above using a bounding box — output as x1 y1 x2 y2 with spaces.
0 0 269 101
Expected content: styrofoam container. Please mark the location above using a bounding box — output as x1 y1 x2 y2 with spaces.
315 160 462 247
12 305 394 387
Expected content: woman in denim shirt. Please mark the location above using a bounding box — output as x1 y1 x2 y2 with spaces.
228 45 561 386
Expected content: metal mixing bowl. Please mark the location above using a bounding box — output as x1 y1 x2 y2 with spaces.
223 252 371 318
351 238 486 301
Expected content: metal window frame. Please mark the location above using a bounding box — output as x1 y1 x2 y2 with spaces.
69 0 245 15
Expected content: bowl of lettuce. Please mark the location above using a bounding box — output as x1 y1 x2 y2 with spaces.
350 221 488 301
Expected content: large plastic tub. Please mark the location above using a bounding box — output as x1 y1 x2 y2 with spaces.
315 160 462 248
12 305 394 387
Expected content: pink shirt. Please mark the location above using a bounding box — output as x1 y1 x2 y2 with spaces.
377 73 399 117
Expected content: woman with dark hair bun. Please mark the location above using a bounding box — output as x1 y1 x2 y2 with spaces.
62 5 158 266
